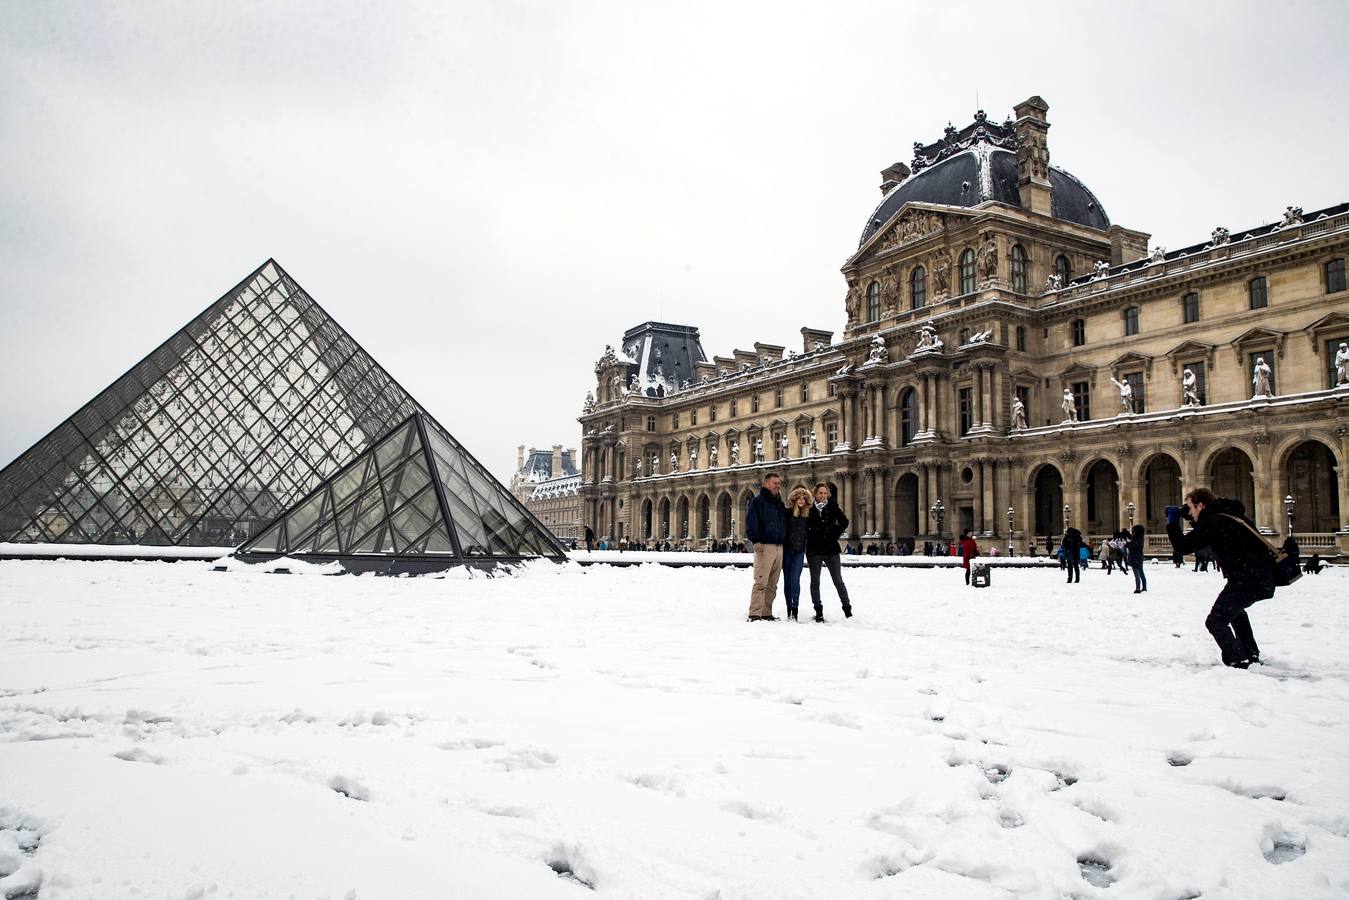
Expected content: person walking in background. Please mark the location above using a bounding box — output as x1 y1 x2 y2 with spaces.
745 472 787 622
1129 524 1147 593
1063 526 1083 583
1165 488 1276 668
584 525 595 553
782 486 811 621
959 529 979 585
806 482 852 622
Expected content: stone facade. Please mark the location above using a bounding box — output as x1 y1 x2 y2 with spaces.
579 97 1349 556
511 445 583 541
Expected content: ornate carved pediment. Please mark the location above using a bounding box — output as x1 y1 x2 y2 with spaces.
1059 362 1097 388
1230 326 1287 361
879 210 946 252
792 413 815 427
1165 339 1217 374
1304 313 1349 352
1108 351 1153 378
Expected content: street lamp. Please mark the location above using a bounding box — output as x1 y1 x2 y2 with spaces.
1126 501 1136 529
1285 494 1295 537
1063 503 1071 528
930 499 945 538
1007 506 1015 556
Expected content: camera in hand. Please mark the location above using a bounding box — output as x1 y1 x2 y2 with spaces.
1165 505 1192 523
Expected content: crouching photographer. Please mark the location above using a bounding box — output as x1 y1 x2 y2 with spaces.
1165 488 1280 669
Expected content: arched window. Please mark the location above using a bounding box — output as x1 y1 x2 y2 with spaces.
1055 254 1072 285
1011 244 1028 294
899 388 917 446
959 249 977 294
910 267 927 309
866 281 881 322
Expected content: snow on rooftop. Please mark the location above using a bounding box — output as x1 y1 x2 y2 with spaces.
1 560 1347 896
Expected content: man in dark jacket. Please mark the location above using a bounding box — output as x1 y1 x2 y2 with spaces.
805 481 852 621
1166 487 1275 668
1062 526 1084 583
745 472 787 621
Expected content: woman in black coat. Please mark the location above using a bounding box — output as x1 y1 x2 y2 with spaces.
805 482 852 621
1128 524 1147 593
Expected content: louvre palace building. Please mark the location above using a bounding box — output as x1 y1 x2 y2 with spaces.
577 96 1349 556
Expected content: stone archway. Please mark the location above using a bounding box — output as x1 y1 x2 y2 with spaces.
738 489 755 541
1143 453 1183 533
658 497 671 539
696 494 711 539
895 472 919 539
1209 447 1256 517
641 498 653 540
1286 440 1340 533
1084 459 1121 535
1033 464 1064 539
676 496 691 540
716 492 733 539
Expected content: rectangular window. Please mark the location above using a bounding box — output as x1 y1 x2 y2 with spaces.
798 426 810 450
958 387 973 435
1015 326 1026 352
1249 276 1268 310
774 387 783 408
1182 362 1207 404
800 383 809 403
730 399 738 417
1248 352 1276 396
709 405 717 423
751 394 760 413
1124 371 1145 414
1124 306 1139 336
1183 292 1200 324
690 409 697 426
1328 258 1347 294
828 383 837 397
772 430 785 459
826 421 838 450
672 413 679 429
1071 319 1086 346
1326 340 1349 388
1072 381 1091 421
646 416 656 432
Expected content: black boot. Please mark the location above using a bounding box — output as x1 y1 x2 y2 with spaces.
842 604 853 619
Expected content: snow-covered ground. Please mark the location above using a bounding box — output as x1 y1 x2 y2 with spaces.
1 559 1347 899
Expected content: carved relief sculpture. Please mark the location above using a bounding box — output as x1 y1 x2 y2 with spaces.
913 324 943 353
933 251 952 296
866 334 889 364
977 232 999 281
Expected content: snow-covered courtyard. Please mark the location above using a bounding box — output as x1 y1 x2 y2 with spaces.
1 558 1347 899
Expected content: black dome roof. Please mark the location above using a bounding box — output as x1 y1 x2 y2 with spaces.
858 145 1110 247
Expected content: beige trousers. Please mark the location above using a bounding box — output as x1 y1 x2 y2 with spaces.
747 543 783 617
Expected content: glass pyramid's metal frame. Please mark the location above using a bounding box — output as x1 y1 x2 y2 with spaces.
236 412 563 572
0 259 564 567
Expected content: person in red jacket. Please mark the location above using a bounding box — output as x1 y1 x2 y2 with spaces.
959 530 979 585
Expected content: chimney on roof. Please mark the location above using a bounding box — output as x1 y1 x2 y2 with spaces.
880 162 910 195
517 444 525 472
551 444 563 479
1013 96 1052 216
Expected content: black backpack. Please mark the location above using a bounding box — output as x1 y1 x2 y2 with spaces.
1220 514 1302 588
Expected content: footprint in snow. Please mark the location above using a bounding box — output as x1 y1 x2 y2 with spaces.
1078 855 1116 888
1217 780 1292 802
113 747 165 765
1167 752 1193 767
493 748 558 771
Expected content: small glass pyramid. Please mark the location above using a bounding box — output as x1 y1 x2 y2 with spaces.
236 413 563 571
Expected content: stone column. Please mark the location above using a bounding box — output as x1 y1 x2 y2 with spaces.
974 367 985 427
877 385 888 444
973 459 985 534
848 471 862 539
881 468 891 538
919 374 930 432
918 462 930 534
1253 436 1274 532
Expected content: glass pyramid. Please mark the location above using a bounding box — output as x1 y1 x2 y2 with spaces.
236 412 563 571
0 259 559 564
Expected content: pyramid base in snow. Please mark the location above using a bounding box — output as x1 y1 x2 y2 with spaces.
231 412 566 574
229 552 563 575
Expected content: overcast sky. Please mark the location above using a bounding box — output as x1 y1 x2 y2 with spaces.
2 0 1347 483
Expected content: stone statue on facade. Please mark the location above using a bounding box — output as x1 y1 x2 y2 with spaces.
1011 395 1027 430
1110 376 1134 414
730 441 740 465
754 437 764 463
634 456 643 477
709 444 718 467
650 452 659 473
836 362 855 376
629 373 640 392
690 445 699 469
813 340 825 353
866 334 889 364
1061 388 1078 423
669 451 678 473
1092 260 1110 279
1282 206 1305 227
1211 226 1231 247
583 391 595 412
1252 356 1273 398
1045 273 1063 291
933 252 952 295
914 324 943 353
778 433 790 459
845 279 861 325
1150 245 1167 263
1335 343 1349 387
978 232 999 280
1182 367 1202 407
808 430 819 456
965 328 993 345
